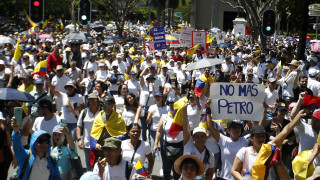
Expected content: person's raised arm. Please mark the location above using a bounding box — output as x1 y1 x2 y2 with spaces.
200 79 209 100
259 107 268 126
139 68 148 87
272 110 306 148
60 124 75 151
46 75 61 97
205 98 220 142
182 103 190 145
293 67 301 89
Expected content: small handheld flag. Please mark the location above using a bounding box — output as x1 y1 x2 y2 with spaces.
135 158 148 177
32 60 47 75
13 40 22 65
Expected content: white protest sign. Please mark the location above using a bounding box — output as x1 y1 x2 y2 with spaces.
210 83 265 121
192 31 207 51
180 26 194 47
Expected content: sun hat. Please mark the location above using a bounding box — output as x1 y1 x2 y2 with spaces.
174 154 205 176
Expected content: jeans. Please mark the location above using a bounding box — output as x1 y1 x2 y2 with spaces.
140 106 149 141
67 123 78 142
84 148 92 171
149 130 157 151
266 110 274 121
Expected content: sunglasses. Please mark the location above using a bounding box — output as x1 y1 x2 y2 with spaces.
37 139 50 144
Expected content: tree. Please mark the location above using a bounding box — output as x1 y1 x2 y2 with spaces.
103 0 142 37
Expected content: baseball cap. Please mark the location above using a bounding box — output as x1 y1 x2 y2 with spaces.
128 71 136 75
89 53 97 58
193 127 206 136
102 137 121 149
56 65 64 71
227 119 243 129
98 62 106 66
309 69 318 77
146 75 156 80
154 92 163 97
36 99 53 110
52 125 63 133
0 60 5 65
276 102 288 112
103 94 115 105
268 78 276 83
312 110 320 120
88 92 99 99
65 47 71 51
80 172 101 180
250 125 266 135
35 78 44 84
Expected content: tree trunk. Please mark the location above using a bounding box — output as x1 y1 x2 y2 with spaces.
168 9 171 27
296 2 309 60
172 8 174 27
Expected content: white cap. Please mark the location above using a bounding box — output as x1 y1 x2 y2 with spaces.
0 60 5 65
116 54 122 58
98 62 106 66
309 56 318 63
193 127 206 135
309 69 318 77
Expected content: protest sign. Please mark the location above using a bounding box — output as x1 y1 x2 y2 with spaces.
210 83 265 121
180 26 194 47
153 26 166 50
192 31 207 52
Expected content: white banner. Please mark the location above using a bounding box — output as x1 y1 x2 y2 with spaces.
179 26 194 47
210 83 265 121
192 31 206 51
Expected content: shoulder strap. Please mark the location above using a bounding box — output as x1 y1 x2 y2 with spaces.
67 96 78 119
130 140 141 164
35 92 48 103
81 108 88 128
19 152 32 179
50 154 56 167
125 161 133 180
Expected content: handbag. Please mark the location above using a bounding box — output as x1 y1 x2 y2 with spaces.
140 90 151 118
164 120 183 160
70 156 84 180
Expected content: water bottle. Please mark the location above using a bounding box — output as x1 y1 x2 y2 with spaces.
243 171 253 180
195 175 202 180
155 151 160 161
144 162 148 172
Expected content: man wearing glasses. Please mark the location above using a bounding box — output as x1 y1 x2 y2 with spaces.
11 118 61 180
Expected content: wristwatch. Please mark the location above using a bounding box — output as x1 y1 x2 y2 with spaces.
77 138 81 141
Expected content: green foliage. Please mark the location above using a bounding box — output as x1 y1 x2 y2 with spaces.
174 0 191 22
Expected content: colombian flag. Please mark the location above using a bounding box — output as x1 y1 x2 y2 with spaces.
147 22 154 36
194 74 214 97
187 44 199 58
273 61 281 72
302 94 320 110
199 114 207 131
89 110 126 166
25 12 37 27
292 150 315 180
168 97 189 139
135 158 148 176
32 60 47 75
42 19 49 29
252 144 281 180
13 40 22 65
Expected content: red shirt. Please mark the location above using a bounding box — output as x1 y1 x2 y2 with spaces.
47 52 62 72
173 55 183 63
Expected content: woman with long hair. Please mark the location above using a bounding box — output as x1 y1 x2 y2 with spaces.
122 92 141 127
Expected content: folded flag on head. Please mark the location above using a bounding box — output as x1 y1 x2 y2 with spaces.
13 40 22 65
302 94 320 110
32 60 47 75
135 158 148 177
194 74 214 97
168 97 189 139
252 144 281 180
187 44 199 58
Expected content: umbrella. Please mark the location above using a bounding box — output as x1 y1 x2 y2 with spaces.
217 43 234 48
66 32 87 42
286 36 297 42
211 27 221 33
0 35 16 45
39 34 53 40
0 88 35 102
311 42 320 52
186 58 224 70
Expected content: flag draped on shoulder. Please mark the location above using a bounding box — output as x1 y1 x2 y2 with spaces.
32 60 47 75
292 150 315 180
194 74 213 97
251 144 281 180
13 40 22 65
89 110 126 165
188 44 199 58
168 97 189 139
135 158 148 176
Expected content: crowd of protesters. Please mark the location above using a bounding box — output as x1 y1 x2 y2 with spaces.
0 21 320 180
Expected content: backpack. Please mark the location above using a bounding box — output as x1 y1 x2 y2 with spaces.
109 73 118 84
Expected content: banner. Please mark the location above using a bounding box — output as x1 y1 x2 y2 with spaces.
153 26 166 50
210 83 265 121
192 31 207 52
180 26 194 47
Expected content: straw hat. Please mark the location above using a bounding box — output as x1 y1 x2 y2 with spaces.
174 154 205 176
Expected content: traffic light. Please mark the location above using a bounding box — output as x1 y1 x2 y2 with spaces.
78 0 91 25
30 0 44 23
262 9 276 36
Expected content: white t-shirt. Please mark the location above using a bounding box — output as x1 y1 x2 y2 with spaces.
264 88 278 112
236 147 259 174
32 115 60 136
29 156 50 180
282 70 296 97
187 104 201 131
294 120 318 154
77 108 98 148
121 139 152 174
218 134 249 180
122 107 136 126
164 83 180 102
184 138 215 176
114 95 125 113
96 70 108 82
126 80 141 97
139 84 155 107
59 93 84 124
84 61 98 77
93 158 133 180
308 78 320 96
148 105 169 131
162 114 183 143
52 75 70 93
